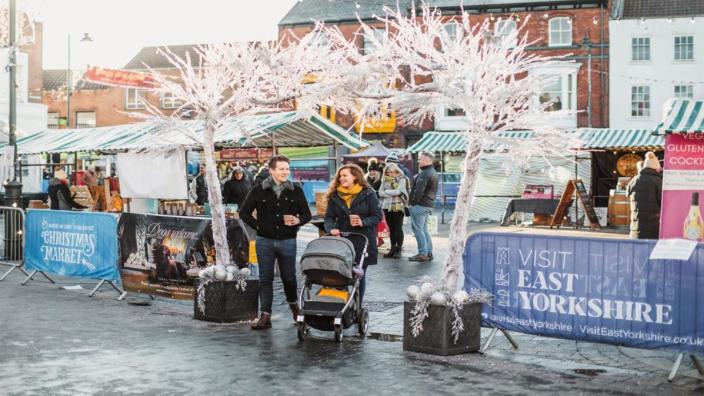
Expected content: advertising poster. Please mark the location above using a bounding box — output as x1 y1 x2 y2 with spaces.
24 210 120 284
660 133 704 241
464 232 704 354
118 213 248 299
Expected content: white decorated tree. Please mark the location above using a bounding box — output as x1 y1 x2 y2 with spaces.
323 4 581 293
139 28 379 266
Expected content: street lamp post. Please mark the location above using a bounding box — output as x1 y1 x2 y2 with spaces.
66 33 92 129
5 0 22 208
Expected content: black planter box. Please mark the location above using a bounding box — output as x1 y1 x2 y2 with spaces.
403 301 482 356
193 279 259 323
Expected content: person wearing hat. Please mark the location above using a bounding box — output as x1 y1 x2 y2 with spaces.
223 166 251 208
365 158 383 192
385 152 412 180
626 151 662 239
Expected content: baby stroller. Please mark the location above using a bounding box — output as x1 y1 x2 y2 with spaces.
297 232 369 342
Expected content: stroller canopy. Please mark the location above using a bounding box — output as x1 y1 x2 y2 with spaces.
301 236 356 280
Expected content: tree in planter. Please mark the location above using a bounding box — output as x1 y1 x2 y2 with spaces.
324 4 582 295
137 28 381 267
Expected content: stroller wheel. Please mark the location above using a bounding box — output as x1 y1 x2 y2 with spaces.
334 325 343 343
357 308 369 336
297 322 307 341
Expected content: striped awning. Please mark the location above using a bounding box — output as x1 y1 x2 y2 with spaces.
2 112 368 154
577 128 664 150
656 99 704 133
407 131 535 153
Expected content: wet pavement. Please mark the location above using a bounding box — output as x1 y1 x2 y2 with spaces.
1 215 703 395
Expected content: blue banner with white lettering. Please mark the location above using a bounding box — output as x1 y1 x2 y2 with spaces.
25 210 121 285
464 232 704 354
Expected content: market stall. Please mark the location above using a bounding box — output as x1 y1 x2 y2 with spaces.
407 130 590 225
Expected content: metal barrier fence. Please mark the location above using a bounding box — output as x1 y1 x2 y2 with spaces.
0 205 28 281
0 206 54 284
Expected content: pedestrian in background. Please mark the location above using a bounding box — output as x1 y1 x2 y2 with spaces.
378 162 410 259
189 166 209 205
408 151 438 262
385 152 412 180
324 164 382 303
240 155 311 330
365 158 383 192
627 152 662 239
222 166 251 208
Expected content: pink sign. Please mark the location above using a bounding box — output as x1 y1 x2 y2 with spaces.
660 133 704 241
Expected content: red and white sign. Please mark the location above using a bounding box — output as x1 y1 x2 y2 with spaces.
84 66 157 89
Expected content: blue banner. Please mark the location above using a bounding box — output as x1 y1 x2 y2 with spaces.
25 210 121 285
464 232 704 354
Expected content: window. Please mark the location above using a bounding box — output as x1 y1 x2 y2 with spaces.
444 22 461 41
47 112 59 129
75 111 96 128
494 19 517 47
548 17 571 47
631 37 650 61
445 108 466 117
631 86 650 117
674 36 694 60
363 29 386 55
125 88 146 110
674 85 694 98
161 92 183 109
538 73 574 111
319 105 336 123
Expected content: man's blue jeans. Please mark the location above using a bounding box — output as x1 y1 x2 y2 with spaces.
255 237 298 314
410 205 433 255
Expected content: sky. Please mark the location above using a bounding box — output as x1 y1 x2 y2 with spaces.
31 0 299 70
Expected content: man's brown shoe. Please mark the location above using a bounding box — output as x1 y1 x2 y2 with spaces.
251 313 272 330
289 303 300 323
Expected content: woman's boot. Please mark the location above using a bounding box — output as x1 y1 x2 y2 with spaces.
392 245 402 259
383 246 397 258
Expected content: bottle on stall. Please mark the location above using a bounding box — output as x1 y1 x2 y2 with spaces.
683 192 704 241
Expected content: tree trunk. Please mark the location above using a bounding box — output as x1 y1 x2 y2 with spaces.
202 120 230 266
440 139 482 292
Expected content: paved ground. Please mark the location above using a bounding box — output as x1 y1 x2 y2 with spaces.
1 215 703 395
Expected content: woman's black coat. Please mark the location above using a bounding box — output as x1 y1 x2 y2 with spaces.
324 187 383 266
627 168 663 239
223 178 251 207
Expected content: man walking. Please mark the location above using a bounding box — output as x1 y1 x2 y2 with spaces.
239 156 311 329
408 151 438 262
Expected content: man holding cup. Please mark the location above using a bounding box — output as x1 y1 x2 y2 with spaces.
239 155 311 330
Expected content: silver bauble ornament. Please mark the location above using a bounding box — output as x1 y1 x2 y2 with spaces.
420 282 434 296
239 267 251 277
214 269 227 281
406 285 420 301
225 272 234 282
226 265 237 274
430 291 446 306
453 290 470 304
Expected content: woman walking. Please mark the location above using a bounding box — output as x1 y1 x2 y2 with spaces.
378 162 410 258
222 166 252 208
324 164 382 303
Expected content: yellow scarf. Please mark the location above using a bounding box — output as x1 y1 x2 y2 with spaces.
337 184 363 208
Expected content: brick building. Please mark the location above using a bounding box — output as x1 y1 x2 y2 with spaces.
279 0 611 147
41 45 199 129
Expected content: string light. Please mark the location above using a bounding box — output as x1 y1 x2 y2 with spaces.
592 16 598 25
543 13 549 19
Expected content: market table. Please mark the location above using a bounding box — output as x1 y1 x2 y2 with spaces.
500 198 567 226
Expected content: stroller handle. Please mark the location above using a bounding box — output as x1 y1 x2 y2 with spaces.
324 231 369 247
